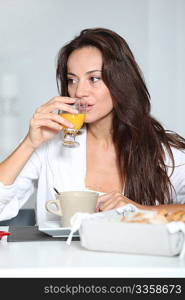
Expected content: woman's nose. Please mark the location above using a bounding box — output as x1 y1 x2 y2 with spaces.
75 80 89 98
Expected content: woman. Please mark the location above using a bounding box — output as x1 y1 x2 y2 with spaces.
0 27 185 224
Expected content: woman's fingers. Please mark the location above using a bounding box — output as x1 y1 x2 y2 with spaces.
27 96 80 148
32 112 74 128
100 193 126 211
96 192 133 212
96 192 116 211
36 97 78 114
102 197 127 211
97 191 117 203
38 96 75 108
46 96 76 106
31 119 63 131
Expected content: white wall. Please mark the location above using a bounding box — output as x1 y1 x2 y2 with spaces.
148 0 185 136
0 0 184 208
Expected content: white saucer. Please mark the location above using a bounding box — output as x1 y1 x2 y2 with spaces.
38 221 79 237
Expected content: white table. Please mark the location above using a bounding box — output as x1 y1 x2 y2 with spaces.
0 226 185 278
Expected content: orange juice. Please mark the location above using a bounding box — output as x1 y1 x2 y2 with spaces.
60 113 85 130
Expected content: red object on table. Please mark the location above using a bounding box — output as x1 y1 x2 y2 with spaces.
0 231 11 239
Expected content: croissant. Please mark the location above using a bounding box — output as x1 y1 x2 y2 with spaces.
121 210 185 224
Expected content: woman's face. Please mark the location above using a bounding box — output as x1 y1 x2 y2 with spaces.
67 46 113 123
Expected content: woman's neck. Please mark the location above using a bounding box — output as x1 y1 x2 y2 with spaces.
87 115 113 147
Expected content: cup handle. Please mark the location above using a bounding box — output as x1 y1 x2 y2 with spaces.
45 199 62 216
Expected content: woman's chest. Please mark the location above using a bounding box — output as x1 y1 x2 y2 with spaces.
85 145 123 193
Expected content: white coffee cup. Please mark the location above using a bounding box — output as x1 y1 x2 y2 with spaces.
45 191 98 227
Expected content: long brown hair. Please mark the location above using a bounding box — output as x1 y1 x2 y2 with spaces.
56 27 185 205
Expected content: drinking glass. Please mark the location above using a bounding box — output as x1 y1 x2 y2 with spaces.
58 99 87 147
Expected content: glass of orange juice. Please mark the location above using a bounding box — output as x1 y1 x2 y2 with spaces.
59 99 87 147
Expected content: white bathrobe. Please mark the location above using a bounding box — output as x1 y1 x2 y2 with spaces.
0 127 185 225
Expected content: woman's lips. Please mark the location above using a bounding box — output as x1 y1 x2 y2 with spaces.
86 105 94 113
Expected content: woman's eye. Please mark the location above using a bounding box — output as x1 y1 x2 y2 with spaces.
90 76 101 83
67 78 78 84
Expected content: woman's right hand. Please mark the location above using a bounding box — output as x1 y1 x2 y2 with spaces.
26 96 78 149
